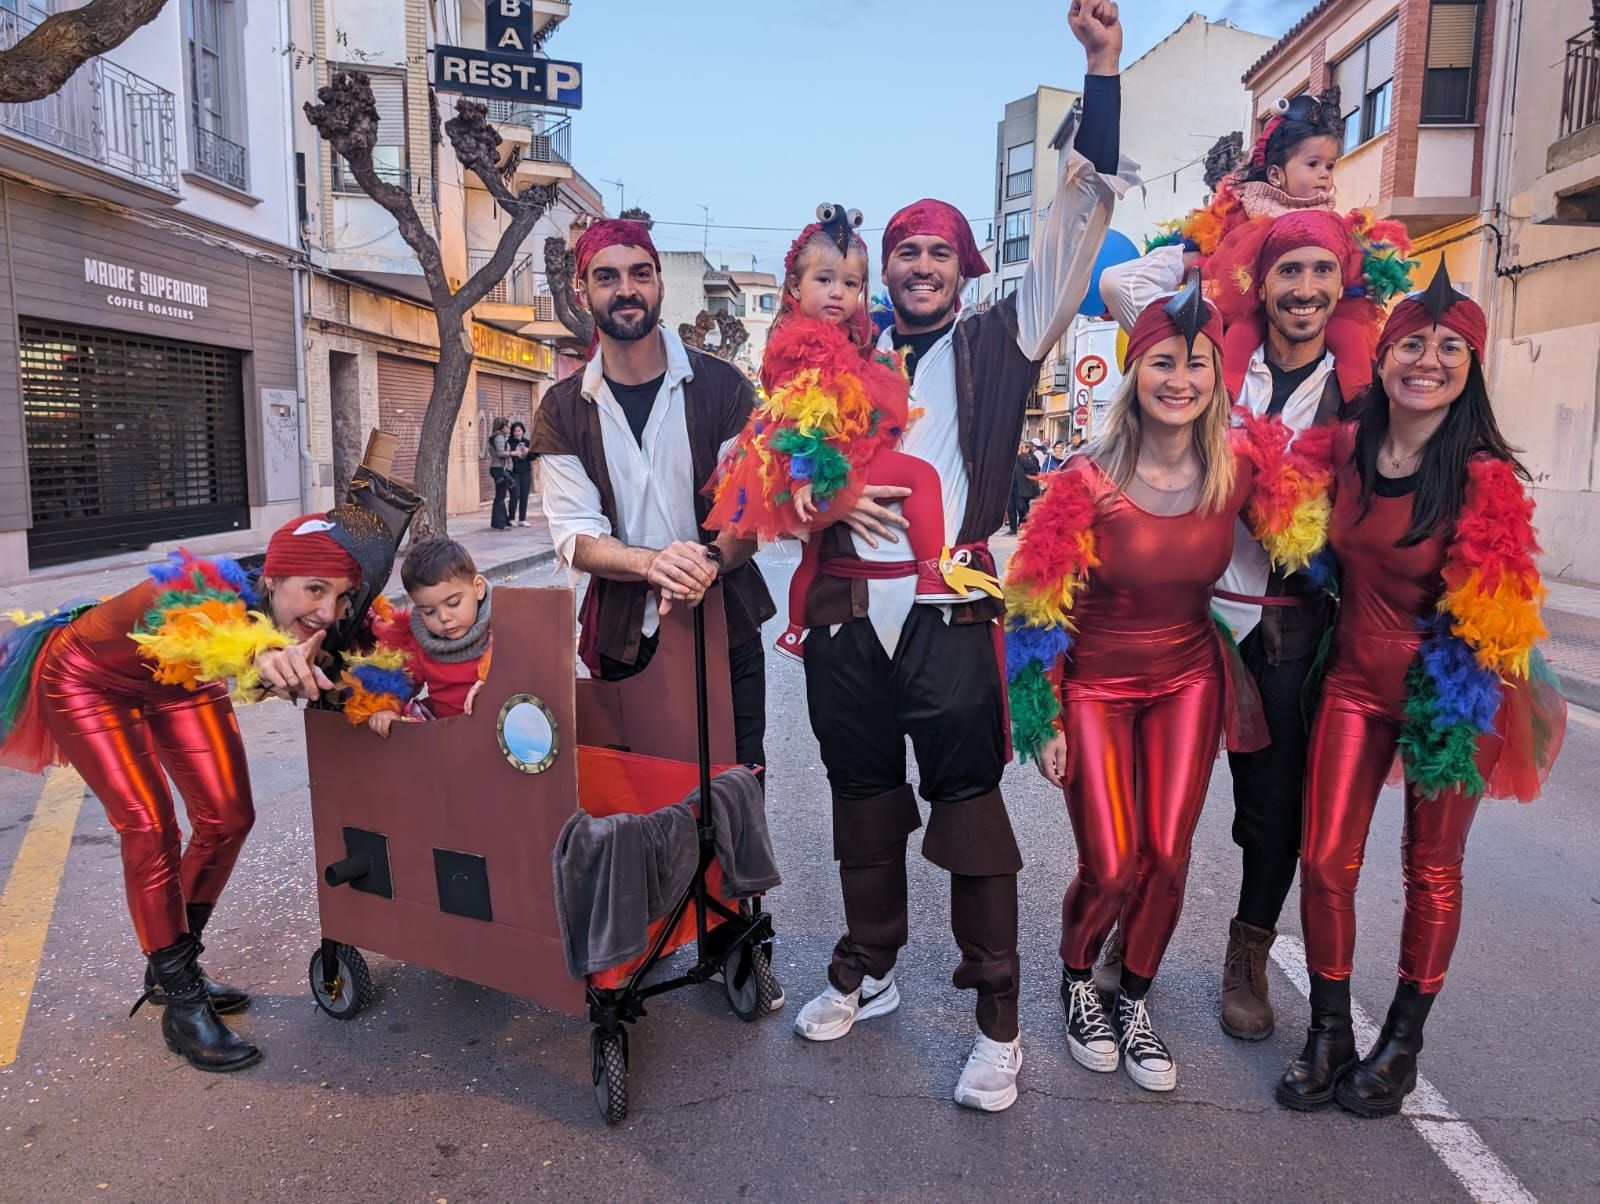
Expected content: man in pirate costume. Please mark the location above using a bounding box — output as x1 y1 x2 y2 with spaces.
789 0 1132 1112
1102 206 1396 1041
532 219 774 770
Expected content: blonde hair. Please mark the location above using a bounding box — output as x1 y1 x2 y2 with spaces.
1086 341 1236 513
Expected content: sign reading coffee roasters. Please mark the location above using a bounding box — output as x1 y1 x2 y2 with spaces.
83 256 211 322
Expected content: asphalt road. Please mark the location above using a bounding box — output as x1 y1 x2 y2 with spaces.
1 546 1596 1202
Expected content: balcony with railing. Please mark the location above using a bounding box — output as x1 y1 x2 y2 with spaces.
0 9 178 194
1546 26 1600 221
467 251 560 332
192 124 247 191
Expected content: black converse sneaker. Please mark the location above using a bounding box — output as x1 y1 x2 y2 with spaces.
1115 993 1178 1092
1061 972 1119 1072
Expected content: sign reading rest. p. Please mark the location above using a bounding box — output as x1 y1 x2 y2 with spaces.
431 46 583 109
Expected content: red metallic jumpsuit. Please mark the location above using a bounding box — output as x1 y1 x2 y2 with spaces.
1299 460 1480 994
1057 458 1253 978
35 580 254 955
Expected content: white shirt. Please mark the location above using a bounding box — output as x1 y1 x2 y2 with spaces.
1099 245 1335 639
538 326 705 638
851 140 1134 657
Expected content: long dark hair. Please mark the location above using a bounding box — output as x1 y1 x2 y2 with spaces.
1238 87 1344 185
1353 356 1529 546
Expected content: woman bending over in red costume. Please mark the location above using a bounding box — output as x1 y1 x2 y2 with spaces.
0 507 401 1072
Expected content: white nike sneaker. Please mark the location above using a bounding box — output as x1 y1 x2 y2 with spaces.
954 1030 1023 1112
793 973 900 1042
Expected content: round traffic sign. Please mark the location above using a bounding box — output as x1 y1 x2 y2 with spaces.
1075 355 1108 387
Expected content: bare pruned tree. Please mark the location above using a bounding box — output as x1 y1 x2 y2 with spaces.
305 73 557 536
0 0 170 103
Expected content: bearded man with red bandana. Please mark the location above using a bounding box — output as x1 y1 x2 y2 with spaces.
788 0 1134 1112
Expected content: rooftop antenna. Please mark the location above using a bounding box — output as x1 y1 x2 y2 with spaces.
598 177 624 215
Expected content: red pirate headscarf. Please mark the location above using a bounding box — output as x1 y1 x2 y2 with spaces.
262 513 362 585
1255 209 1362 287
573 219 661 281
881 199 988 280
1375 258 1488 363
1123 276 1225 370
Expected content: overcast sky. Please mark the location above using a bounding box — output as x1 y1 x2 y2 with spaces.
549 1 1318 275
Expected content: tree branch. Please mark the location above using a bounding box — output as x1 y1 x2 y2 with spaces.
543 235 594 345
0 0 169 104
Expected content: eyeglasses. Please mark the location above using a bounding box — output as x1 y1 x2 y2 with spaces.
1390 335 1472 368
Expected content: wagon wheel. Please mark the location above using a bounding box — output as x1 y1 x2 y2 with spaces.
590 1026 629 1125
309 942 374 1020
723 941 777 1022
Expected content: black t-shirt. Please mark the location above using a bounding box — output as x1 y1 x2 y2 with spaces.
1374 469 1421 498
1265 357 1323 416
605 373 666 446
890 319 956 383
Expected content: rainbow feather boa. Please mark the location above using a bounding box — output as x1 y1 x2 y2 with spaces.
127 551 291 697
1001 417 1330 762
1398 457 1550 797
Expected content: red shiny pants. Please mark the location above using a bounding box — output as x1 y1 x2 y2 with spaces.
1059 668 1223 978
1301 688 1481 994
37 633 255 955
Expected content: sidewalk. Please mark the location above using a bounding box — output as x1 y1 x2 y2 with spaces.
0 505 556 616
1542 578 1600 714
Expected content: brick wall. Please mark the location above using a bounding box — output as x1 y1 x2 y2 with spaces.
1469 0 1497 187
1310 43 1329 94
1381 0 1430 202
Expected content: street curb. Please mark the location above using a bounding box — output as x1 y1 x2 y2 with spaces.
382 549 556 606
1555 669 1600 715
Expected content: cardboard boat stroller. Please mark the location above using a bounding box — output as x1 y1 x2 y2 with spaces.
303 558 778 1125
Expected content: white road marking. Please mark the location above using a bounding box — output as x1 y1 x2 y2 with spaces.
1565 704 1600 733
1271 934 1536 1204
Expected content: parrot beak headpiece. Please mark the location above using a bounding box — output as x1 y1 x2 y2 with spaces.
815 202 865 257
1165 270 1209 359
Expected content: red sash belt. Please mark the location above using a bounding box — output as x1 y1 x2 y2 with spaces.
1214 589 1316 608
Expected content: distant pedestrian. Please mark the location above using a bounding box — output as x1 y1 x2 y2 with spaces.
1007 440 1041 533
508 420 535 527
487 417 517 530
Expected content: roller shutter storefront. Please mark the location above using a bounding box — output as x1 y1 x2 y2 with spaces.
476 372 534 502
376 354 434 483
21 320 249 566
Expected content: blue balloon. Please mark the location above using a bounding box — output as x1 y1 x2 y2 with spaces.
1074 229 1140 319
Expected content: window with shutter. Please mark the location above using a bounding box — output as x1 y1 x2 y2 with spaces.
1422 1 1483 124
333 69 409 192
1334 20 1399 150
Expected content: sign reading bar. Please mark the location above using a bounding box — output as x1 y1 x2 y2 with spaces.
485 0 533 54
472 323 554 374
431 46 583 109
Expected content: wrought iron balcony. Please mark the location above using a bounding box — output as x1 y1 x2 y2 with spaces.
467 252 556 321
193 124 247 191
1560 28 1600 140
0 9 178 192
483 100 572 166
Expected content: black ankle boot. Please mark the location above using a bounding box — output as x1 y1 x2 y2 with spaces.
141 904 251 1014
141 935 261 1073
1336 980 1434 1118
1276 974 1356 1111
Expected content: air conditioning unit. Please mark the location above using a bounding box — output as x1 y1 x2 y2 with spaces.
1052 364 1071 389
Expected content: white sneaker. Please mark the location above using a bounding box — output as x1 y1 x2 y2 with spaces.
793 973 899 1042
954 1031 1022 1112
1062 973 1119 1072
1115 994 1178 1092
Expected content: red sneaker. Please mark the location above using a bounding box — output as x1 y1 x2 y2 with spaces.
773 624 806 663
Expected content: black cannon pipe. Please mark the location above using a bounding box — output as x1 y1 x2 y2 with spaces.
324 853 371 887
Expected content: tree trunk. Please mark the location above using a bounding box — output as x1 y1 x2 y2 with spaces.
0 0 170 103
408 318 474 540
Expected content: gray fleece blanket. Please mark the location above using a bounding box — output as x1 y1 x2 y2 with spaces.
553 767 780 979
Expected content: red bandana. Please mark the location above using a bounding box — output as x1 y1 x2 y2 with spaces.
1255 209 1362 286
1123 294 1226 370
262 513 361 586
573 219 661 281
1375 293 1488 363
881 199 988 280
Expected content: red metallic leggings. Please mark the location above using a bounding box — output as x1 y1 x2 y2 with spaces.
786 449 947 618
1301 690 1481 994
37 638 255 955
1059 670 1223 978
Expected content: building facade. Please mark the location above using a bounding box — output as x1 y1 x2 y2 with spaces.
0 0 306 581
730 269 779 378
1246 0 1600 583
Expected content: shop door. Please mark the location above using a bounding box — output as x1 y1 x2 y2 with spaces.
476 373 534 503
21 320 249 567
376 354 435 484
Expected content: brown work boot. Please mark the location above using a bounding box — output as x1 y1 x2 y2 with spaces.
1092 926 1124 999
1219 918 1276 1040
